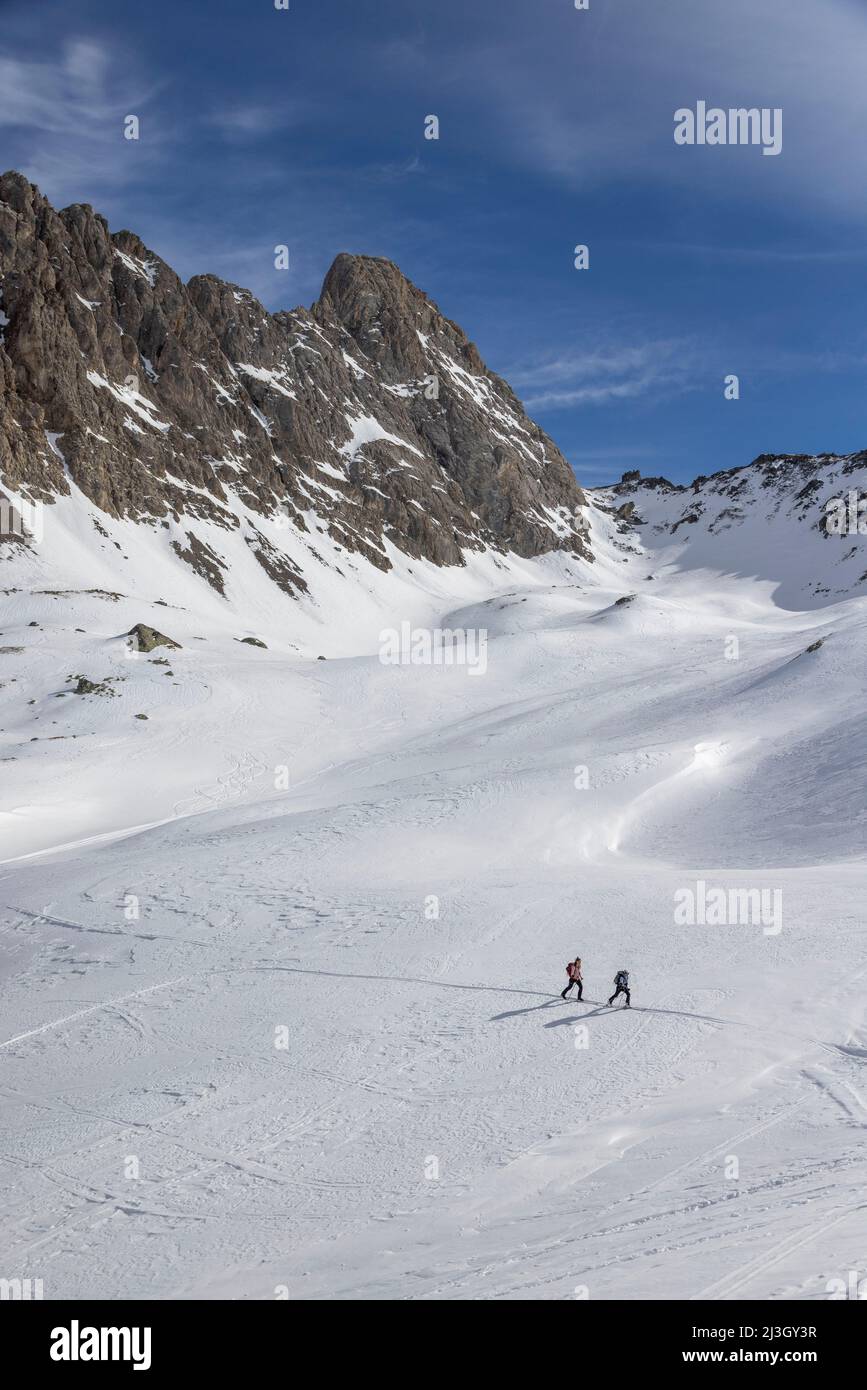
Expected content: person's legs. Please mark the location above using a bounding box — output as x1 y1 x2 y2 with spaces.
576 981 583 1000
624 987 631 1007
561 980 574 999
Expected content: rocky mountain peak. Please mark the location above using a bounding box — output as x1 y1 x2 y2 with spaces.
316 252 474 374
0 172 590 617
319 251 412 326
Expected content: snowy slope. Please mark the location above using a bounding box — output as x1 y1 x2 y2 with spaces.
598 452 867 609
1 491 866 1301
0 469 588 858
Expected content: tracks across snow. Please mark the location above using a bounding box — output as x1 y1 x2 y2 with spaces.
2 561 867 1297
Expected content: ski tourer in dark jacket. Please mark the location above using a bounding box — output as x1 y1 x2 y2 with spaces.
608 970 631 1007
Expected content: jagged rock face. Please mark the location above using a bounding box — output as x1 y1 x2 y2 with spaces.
0 171 589 599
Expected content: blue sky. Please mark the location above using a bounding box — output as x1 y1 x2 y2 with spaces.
2 0 867 484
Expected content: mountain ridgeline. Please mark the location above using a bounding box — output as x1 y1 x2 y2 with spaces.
600 452 867 608
0 170 589 602
2 171 865 622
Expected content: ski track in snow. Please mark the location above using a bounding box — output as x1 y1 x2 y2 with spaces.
1 502 867 1299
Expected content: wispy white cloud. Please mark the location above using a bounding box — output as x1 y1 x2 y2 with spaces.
207 102 309 141
452 0 867 224
0 36 165 206
510 333 867 415
362 154 425 183
0 39 110 135
510 340 699 410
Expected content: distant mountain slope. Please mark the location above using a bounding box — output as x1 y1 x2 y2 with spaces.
0 170 589 619
593 453 867 609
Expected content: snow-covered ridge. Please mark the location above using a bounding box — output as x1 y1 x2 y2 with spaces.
592 451 867 609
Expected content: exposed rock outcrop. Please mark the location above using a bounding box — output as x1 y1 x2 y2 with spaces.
0 171 590 603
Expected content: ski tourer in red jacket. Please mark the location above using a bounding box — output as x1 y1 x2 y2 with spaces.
561 957 583 1001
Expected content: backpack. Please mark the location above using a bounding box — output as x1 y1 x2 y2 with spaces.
566 961 577 977
615 970 629 987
